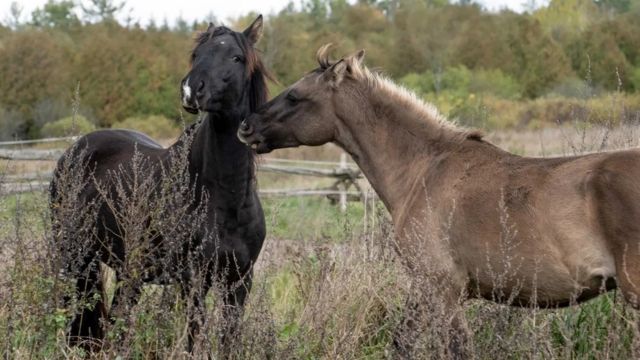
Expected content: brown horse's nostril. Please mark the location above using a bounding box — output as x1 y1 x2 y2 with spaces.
240 121 250 132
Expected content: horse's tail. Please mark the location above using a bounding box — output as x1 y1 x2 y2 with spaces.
49 135 95 278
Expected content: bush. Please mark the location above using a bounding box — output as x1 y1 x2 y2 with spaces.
400 66 522 100
40 115 96 137
0 105 27 140
111 115 181 139
546 77 596 98
399 72 435 96
469 69 521 100
631 67 640 92
421 92 640 130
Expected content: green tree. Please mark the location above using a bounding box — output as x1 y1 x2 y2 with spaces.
81 0 125 23
0 30 72 135
5 1 24 29
594 0 633 12
566 24 633 91
31 0 80 29
535 0 599 42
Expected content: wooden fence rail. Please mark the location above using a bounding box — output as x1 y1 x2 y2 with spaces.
0 181 364 199
0 140 366 209
0 149 65 161
0 136 78 146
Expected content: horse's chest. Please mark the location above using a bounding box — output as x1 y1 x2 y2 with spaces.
201 197 265 246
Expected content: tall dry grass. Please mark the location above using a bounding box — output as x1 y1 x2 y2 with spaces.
1 103 640 358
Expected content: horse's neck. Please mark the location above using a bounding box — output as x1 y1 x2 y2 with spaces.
334 86 462 220
190 113 254 210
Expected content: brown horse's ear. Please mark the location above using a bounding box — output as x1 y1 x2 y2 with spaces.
325 59 348 88
207 22 215 33
352 49 365 65
324 49 365 87
243 14 264 45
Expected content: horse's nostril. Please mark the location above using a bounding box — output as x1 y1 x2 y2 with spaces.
240 121 250 132
196 80 205 96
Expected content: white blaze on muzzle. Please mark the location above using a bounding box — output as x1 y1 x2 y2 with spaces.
182 77 192 105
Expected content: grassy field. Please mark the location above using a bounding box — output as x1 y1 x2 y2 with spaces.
2 123 640 359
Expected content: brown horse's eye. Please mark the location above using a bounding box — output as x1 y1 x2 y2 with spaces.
232 56 243 63
286 92 299 104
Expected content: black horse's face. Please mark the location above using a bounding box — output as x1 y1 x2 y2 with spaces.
180 16 263 115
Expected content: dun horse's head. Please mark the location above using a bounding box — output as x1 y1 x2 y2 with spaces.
181 15 264 115
238 45 365 153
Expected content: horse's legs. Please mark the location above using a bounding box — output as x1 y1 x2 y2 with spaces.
182 274 214 354
219 271 252 357
67 259 107 350
609 240 640 358
110 270 143 316
107 270 143 344
393 294 420 358
613 242 640 308
393 283 470 360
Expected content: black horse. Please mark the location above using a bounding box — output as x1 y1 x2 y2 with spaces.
50 16 268 353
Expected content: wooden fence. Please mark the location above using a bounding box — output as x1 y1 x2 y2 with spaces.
0 137 367 210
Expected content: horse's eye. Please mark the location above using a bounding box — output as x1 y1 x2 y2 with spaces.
232 56 243 63
286 92 299 104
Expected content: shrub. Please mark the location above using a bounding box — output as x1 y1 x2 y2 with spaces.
400 66 522 100
111 115 180 139
469 69 522 100
399 72 435 96
0 105 27 140
631 67 640 92
40 115 96 137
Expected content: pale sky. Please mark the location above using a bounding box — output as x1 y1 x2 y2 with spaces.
1 0 538 26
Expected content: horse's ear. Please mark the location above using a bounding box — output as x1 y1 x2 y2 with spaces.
324 59 347 88
207 22 215 33
324 49 365 87
243 14 263 45
352 49 365 65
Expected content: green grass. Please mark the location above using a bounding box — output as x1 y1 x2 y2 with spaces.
262 196 365 241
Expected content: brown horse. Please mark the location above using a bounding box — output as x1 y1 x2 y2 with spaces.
239 45 640 357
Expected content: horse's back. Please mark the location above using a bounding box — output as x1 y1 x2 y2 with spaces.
71 129 163 159
56 129 166 176
51 128 169 211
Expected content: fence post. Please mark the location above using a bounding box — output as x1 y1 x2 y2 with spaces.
339 153 348 212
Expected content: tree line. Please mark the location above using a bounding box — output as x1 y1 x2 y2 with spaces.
1 0 639 139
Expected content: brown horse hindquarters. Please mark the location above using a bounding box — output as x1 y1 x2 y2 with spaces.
588 150 640 306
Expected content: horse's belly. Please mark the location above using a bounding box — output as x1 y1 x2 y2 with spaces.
465 229 616 307
554 233 616 298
